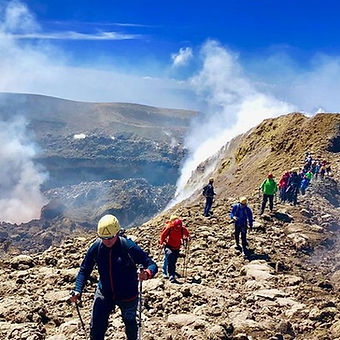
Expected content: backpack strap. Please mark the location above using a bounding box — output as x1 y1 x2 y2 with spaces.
119 236 136 268
95 237 136 269
235 203 248 221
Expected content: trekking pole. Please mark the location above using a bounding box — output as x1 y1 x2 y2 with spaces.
70 291 88 339
137 264 144 340
184 240 190 278
258 189 261 214
182 240 187 278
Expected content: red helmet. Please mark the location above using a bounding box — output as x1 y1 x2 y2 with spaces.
268 173 273 179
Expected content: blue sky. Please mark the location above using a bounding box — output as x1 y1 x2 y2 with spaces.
27 0 340 62
1 0 340 113
20 1 340 68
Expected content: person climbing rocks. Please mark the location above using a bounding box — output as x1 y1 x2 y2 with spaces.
278 171 290 203
305 152 312 170
230 197 253 256
202 178 216 217
320 163 326 180
159 217 190 283
160 215 178 279
313 161 321 180
70 214 158 340
259 173 278 214
300 175 309 195
286 169 301 205
305 169 313 182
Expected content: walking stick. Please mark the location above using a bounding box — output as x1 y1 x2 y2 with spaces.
70 291 88 339
184 240 190 278
182 240 187 278
137 265 143 340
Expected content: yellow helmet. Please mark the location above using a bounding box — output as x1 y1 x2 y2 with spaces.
240 196 247 204
97 214 120 239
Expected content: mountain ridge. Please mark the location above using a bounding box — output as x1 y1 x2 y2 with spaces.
0 112 340 339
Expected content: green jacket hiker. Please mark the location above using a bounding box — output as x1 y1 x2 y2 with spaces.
260 177 278 195
260 174 278 215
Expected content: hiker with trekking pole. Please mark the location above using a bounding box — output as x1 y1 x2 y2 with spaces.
160 216 190 283
69 214 158 340
182 238 190 279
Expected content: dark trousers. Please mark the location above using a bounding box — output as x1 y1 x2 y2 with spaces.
279 188 286 202
261 194 274 214
235 224 247 253
166 247 180 278
204 197 213 216
90 287 138 340
287 186 298 205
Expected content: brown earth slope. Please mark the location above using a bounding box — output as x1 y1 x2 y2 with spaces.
0 113 340 340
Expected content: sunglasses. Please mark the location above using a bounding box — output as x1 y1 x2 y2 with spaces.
99 234 117 240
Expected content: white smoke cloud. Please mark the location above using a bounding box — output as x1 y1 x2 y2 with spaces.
0 117 48 223
171 47 193 67
1 0 38 33
173 41 296 202
0 1 196 110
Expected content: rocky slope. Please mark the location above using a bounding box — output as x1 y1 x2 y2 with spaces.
180 113 340 205
0 113 340 339
0 93 195 251
0 178 175 256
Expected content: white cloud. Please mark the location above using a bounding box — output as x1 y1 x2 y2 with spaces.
171 47 193 67
5 30 140 40
0 1 196 110
1 0 38 33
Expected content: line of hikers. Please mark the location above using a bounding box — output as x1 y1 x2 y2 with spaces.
259 153 332 214
69 152 332 339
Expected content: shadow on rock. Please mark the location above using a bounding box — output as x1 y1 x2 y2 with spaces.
245 248 270 262
274 211 292 223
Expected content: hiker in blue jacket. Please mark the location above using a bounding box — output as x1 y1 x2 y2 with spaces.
300 175 309 195
230 197 253 255
70 214 158 340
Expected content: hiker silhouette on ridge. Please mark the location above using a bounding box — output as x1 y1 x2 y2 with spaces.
202 178 216 217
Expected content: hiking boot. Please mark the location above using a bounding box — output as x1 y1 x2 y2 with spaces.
234 244 242 251
162 273 169 279
169 276 179 284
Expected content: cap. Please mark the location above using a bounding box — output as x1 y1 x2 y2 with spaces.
97 214 120 239
268 173 273 179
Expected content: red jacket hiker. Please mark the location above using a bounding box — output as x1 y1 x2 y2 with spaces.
160 218 190 250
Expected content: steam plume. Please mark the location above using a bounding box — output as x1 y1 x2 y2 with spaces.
173 41 296 203
0 117 47 223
